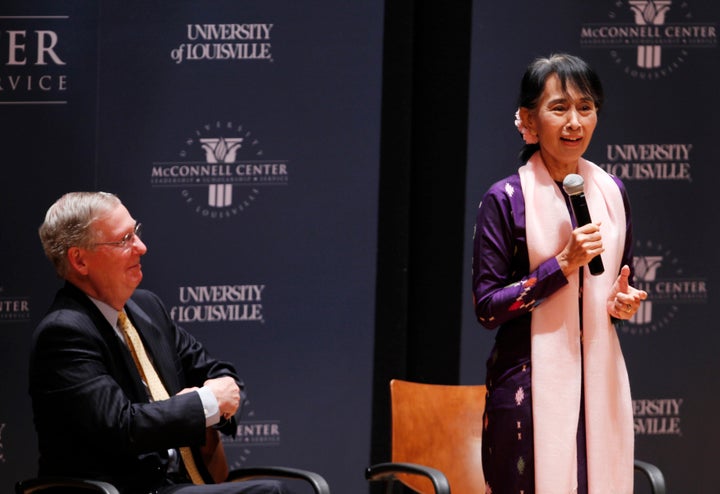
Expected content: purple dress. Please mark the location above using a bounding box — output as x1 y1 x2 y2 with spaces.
471 172 633 494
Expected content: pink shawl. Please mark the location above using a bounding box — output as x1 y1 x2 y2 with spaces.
519 153 634 494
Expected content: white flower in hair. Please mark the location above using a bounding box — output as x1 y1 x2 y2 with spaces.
514 109 538 145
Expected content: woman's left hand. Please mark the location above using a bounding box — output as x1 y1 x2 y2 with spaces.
607 264 648 320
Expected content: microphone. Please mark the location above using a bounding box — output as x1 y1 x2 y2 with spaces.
562 173 604 276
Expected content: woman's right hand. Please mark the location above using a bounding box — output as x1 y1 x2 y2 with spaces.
556 222 604 277
607 264 647 319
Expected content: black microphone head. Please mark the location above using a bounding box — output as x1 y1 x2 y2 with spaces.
562 173 584 196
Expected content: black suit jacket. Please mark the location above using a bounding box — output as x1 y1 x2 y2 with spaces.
29 282 240 492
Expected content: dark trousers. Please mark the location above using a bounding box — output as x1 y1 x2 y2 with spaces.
157 479 287 494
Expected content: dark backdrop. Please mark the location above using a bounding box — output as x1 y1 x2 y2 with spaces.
0 2 383 493
1 1 715 493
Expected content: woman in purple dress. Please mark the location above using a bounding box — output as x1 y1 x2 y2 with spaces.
472 54 648 494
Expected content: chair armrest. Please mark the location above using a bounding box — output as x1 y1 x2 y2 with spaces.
228 466 330 494
634 459 666 494
365 462 450 494
15 477 120 494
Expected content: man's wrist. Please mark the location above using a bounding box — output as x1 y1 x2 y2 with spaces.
197 386 221 426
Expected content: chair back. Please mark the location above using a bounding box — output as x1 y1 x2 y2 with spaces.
390 379 487 494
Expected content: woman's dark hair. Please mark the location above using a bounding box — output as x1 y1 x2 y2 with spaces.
517 53 604 162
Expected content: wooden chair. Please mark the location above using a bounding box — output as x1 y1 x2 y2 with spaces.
367 379 486 494
366 379 666 494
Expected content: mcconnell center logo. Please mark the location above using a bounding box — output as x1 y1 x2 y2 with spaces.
580 1 717 79
0 14 68 104
223 394 281 469
623 239 707 335
151 121 289 219
0 285 31 323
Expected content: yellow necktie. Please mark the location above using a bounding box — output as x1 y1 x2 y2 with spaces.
117 311 206 485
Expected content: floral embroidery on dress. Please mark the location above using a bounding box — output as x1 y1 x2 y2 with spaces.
504 181 515 197
517 455 526 475
515 386 525 406
508 277 538 311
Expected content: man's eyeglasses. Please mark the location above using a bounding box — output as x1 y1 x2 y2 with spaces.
93 223 142 249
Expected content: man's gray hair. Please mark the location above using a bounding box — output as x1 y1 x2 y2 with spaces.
39 191 121 278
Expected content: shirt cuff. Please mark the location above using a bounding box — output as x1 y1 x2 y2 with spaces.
197 386 221 427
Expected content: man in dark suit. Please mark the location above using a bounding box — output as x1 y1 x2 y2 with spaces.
31 191 287 494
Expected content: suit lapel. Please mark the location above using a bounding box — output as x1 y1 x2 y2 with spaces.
59 282 150 401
